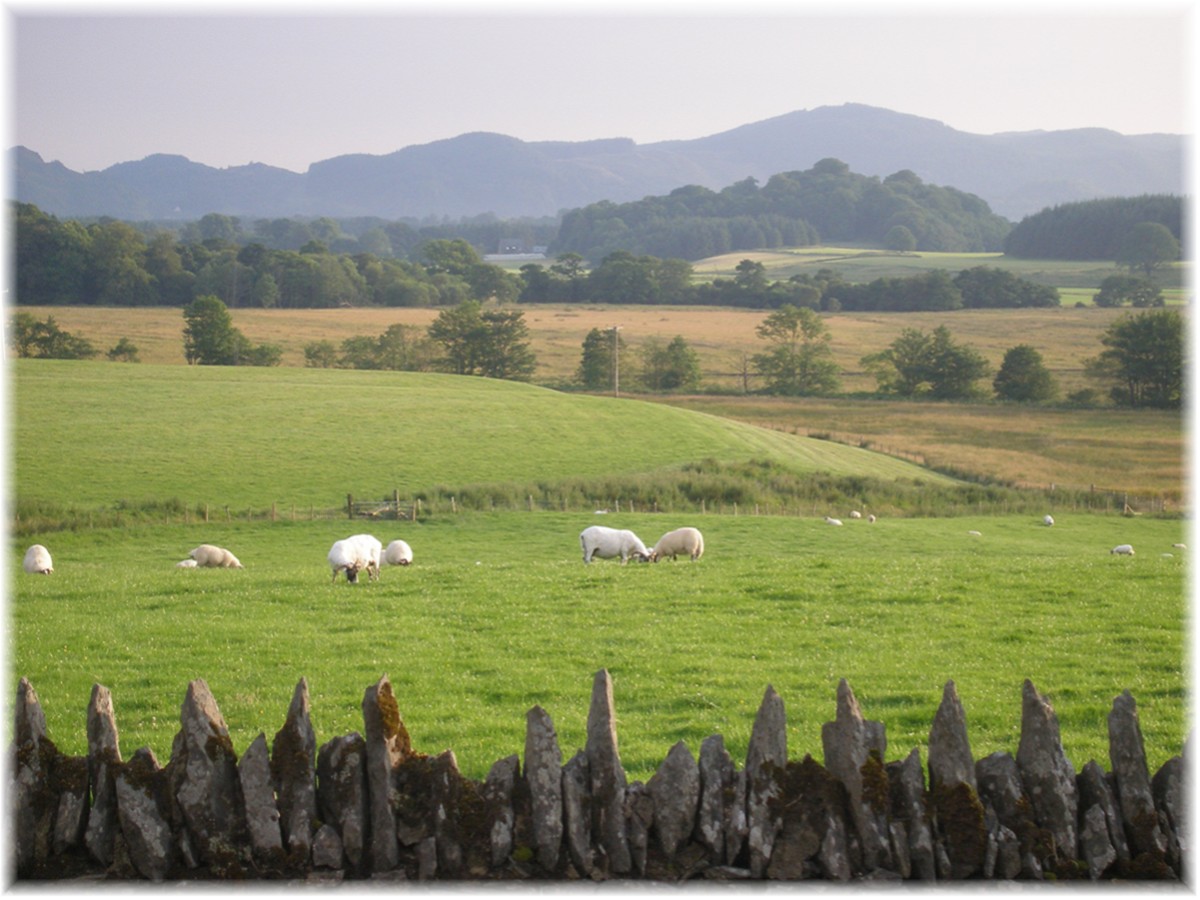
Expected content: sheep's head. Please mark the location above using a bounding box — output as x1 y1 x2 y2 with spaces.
345 564 361 583
647 550 660 563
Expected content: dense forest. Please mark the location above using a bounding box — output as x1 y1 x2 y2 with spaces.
1003 195 1184 260
551 158 1013 262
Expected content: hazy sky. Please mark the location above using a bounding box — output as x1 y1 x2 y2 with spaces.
5 1 1196 174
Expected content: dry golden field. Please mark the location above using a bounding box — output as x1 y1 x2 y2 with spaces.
19 302 1139 396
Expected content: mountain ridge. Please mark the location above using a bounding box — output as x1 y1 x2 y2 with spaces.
8 103 1185 222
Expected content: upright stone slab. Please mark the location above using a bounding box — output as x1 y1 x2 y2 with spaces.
484 754 519 868
316 733 367 874
647 740 700 861
238 732 284 866
746 684 787 878
1107 690 1168 858
430 749 466 877
84 683 123 866
820 679 892 871
524 705 563 872
562 749 595 877
1015 680 1078 863
927 681 986 879
12 677 54 874
1077 759 1130 864
886 748 936 881
52 755 89 855
585 668 630 876
115 747 175 882
697 734 736 863
272 678 318 867
362 675 411 873
624 780 652 876
1152 756 1184 874
170 679 247 872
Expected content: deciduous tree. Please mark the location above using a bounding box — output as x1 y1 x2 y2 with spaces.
752 304 840 395
993 345 1057 403
1085 309 1183 408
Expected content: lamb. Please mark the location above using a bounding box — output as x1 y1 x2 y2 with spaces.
1110 544 1135 556
649 527 705 562
383 539 414 567
188 544 244 568
22 544 53 575
580 525 650 565
329 534 382 583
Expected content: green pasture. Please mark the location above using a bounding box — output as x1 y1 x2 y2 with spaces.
12 360 952 514
10 511 1186 781
691 247 1188 293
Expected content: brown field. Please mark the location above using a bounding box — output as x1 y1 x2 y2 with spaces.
19 302 1140 396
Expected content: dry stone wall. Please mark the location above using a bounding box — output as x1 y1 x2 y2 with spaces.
8 669 1188 884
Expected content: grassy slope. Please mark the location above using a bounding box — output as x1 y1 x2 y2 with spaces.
13 360 952 511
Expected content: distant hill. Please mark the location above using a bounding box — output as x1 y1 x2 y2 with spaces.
8 103 1185 223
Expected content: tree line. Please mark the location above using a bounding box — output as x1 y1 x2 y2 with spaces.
11 298 1182 410
551 158 1013 262
1003 195 1184 261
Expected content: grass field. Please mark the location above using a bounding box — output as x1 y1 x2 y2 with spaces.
9 359 1190 785
10 511 1187 782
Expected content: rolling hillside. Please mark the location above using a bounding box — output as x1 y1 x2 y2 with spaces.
13 361 954 512
9 104 1184 222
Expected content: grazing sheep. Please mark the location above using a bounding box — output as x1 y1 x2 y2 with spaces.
1110 544 1135 556
867 514 877 523
175 559 198 569
649 527 705 562
188 544 244 568
1043 515 1055 526
849 510 863 519
328 534 383 583
22 544 53 575
580 525 650 564
824 516 843 526
383 539 414 567
1173 543 1187 550
968 530 983 537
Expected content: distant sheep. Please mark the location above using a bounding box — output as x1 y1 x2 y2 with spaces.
824 516 843 526
175 559 198 569
580 525 650 565
188 544 244 568
22 544 53 575
1043 515 1055 526
849 511 863 519
867 514 877 524
383 539 414 567
650 527 705 562
329 534 382 583
1110 544 1135 556
968 530 983 537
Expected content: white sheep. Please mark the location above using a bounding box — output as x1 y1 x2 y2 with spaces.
867 514 877 523
175 559 198 569
383 539 414 567
1111 544 1135 556
22 544 53 575
329 534 383 583
1043 515 1055 526
824 516 843 526
849 510 863 519
580 525 650 564
649 527 705 562
968 530 983 537
188 544 244 568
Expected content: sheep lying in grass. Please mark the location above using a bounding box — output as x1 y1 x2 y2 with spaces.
329 534 382 583
1110 544 1135 556
383 539 413 567
580 525 650 564
175 559 198 569
824 516 843 526
649 527 705 562
22 544 53 575
187 544 244 568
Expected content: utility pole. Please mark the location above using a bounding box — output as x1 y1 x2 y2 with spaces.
611 325 621 396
